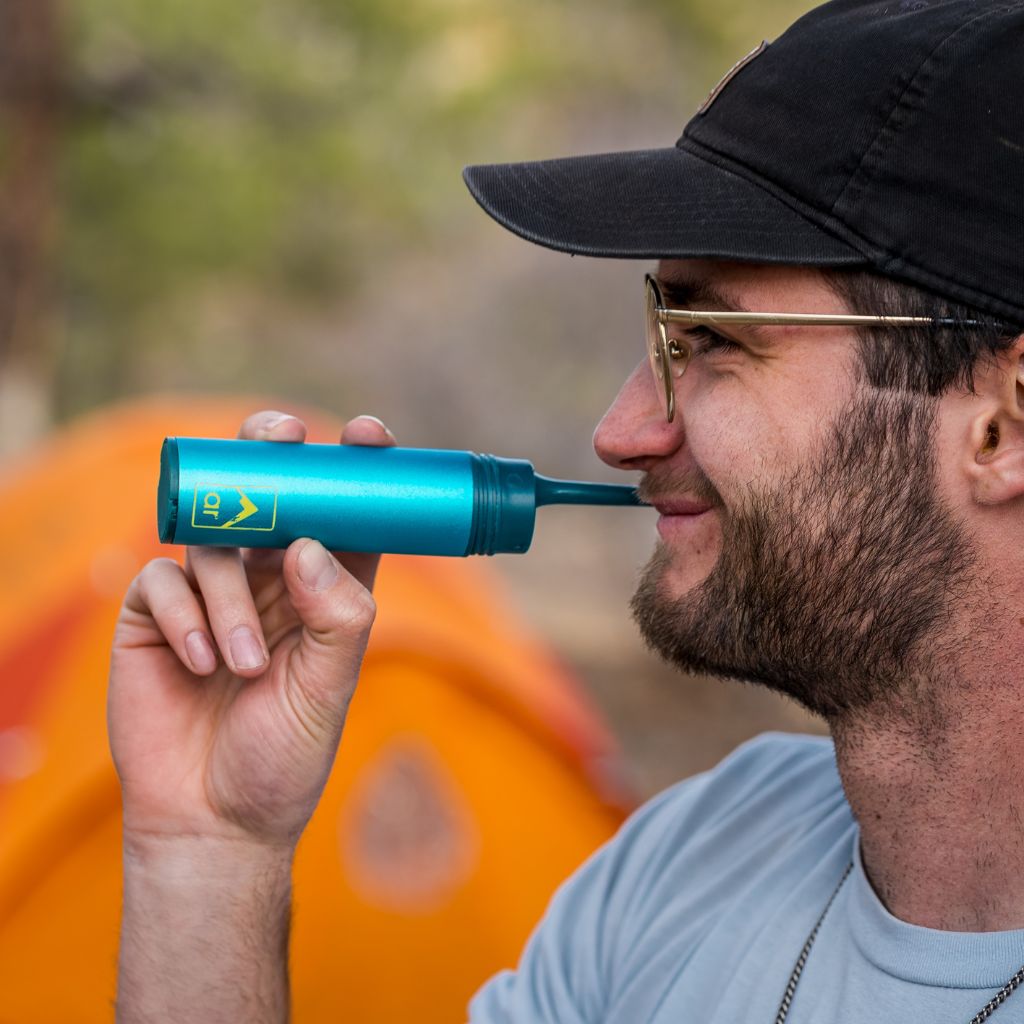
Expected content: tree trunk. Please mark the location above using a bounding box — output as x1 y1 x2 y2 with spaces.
0 0 61 455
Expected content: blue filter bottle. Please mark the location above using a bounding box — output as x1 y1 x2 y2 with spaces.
158 438 645 557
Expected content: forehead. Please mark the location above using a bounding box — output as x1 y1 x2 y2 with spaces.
656 258 841 312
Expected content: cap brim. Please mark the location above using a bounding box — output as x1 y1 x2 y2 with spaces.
463 145 866 266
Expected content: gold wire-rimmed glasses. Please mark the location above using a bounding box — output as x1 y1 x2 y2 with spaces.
644 273 990 422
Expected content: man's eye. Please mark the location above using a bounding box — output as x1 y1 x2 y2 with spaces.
682 326 743 355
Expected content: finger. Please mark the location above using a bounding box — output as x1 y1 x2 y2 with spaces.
337 551 385 594
183 546 200 590
340 414 396 447
187 412 305 592
233 412 307 565
187 545 269 676
279 538 376 733
237 410 308 443
127 558 220 675
244 546 286 579
336 416 397 590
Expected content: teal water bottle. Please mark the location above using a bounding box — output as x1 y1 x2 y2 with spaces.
158 438 644 556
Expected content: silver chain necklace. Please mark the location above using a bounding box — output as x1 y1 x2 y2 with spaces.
773 861 1024 1024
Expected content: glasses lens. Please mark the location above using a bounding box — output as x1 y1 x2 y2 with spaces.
644 275 673 421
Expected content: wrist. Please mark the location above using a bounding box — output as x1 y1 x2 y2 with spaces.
118 832 293 1023
123 828 295 879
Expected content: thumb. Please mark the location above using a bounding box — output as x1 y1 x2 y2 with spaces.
281 538 377 725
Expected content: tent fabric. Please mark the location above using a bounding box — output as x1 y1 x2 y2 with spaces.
0 397 630 1022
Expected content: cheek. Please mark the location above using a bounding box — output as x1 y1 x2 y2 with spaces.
683 386 787 497
652 386 804 597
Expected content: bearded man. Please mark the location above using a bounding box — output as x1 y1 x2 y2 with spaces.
108 0 1024 1020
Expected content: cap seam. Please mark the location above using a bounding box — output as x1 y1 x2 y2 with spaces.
677 135 881 259
831 1 1024 221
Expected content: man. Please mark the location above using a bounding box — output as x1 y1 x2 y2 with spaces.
108 0 1024 1020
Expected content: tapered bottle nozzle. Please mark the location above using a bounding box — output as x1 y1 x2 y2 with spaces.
534 475 644 507
463 459 645 556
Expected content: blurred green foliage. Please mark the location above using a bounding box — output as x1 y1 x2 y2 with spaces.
0 0 823 790
55 0 810 419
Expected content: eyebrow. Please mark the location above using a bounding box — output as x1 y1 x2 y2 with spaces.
655 275 751 313
654 275 771 344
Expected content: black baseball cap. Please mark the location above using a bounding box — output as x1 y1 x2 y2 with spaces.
463 0 1024 326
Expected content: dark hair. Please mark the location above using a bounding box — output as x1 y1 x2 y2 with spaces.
822 269 1020 396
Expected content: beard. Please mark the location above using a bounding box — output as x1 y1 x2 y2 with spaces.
630 387 976 722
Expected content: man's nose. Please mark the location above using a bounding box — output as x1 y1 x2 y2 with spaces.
593 359 685 471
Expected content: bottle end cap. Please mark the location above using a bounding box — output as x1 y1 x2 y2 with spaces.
157 438 180 543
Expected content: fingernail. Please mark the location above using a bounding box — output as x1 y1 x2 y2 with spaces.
258 413 295 438
298 539 339 591
229 626 266 670
185 630 217 674
354 415 395 441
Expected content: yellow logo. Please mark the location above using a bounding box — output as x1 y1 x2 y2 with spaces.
191 485 278 532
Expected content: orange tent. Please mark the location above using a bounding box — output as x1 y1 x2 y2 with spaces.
0 397 630 1022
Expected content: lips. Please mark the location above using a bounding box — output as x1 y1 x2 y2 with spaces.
653 499 715 542
650 499 714 516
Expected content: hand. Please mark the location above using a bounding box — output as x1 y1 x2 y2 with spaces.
108 410 396 850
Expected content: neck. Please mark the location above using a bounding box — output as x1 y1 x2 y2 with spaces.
831 655 1024 932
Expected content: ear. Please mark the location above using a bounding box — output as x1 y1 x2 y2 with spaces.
967 334 1024 505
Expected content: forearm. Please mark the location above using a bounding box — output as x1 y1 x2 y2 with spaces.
117 834 294 1024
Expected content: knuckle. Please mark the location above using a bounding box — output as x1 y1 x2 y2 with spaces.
135 556 177 592
124 557 185 615
338 589 376 632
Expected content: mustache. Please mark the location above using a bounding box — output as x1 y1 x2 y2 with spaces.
636 466 723 508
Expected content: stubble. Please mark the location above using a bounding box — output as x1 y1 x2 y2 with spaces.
630 388 975 722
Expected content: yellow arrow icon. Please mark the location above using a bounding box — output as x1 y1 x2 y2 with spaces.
219 488 260 529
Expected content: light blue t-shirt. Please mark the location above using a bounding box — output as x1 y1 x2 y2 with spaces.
469 732 1024 1023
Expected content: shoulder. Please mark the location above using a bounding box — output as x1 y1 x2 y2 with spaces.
692 727 837 791
614 730 843 865
539 729 845 951
468 732 848 1024
592 731 849 987
690 729 839 813
619 730 841 857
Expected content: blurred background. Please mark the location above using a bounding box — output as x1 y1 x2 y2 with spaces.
0 0 825 804
0 0 836 1015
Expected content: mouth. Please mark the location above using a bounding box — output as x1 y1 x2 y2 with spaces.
651 499 715 541
651 499 714 517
